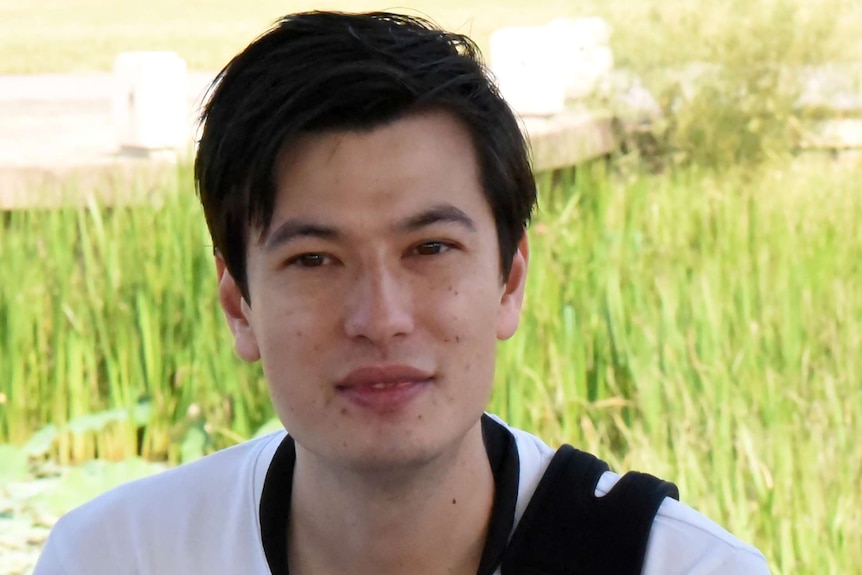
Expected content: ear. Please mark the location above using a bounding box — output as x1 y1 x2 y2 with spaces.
216 255 261 362
496 231 529 340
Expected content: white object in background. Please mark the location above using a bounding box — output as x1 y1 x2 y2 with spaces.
547 17 614 101
490 27 567 117
113 51 189 152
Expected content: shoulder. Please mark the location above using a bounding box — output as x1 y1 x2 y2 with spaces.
56 430 285 522
597 471 770 574
34 431 286 574
492 417 770 574
641 493 770 574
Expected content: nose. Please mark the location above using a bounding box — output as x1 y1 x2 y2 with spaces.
343 264 415 343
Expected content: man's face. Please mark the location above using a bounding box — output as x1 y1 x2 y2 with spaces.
218 110 527 472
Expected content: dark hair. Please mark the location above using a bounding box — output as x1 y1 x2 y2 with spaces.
195 11 536 299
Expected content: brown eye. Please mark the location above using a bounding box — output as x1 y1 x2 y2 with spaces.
414 242 449 256
288 253 329 268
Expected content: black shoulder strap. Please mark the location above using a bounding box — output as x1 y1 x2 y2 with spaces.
500 444 679 575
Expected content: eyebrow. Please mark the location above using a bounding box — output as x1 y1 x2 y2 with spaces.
264 221 340 251
264 203 476 252
398 204 477 234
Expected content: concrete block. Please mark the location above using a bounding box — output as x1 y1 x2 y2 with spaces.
802 118 862 149
490 18 614 116
112 52 189 152
490 26 567 116
547 17 614 101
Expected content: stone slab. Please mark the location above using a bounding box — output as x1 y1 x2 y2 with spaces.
0 73 617 210
5 65 859 210
522 110 616 173
801 118 862 149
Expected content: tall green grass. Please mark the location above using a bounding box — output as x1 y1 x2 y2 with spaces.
1 158 860 573
499 158 862 574
0 171 271 463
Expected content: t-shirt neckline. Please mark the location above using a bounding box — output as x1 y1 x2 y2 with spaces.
258 414 520 575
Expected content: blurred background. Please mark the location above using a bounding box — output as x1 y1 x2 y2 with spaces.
1 1 861 574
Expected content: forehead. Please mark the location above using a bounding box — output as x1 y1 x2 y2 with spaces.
269 110 486 223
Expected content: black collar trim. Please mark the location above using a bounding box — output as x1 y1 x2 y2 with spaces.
259 432 295 575
259 414 520 575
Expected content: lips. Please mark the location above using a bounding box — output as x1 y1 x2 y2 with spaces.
336 365 433 412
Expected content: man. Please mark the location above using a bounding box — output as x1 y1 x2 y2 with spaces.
35 11 770 575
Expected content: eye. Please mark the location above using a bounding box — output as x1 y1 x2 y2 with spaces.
413 241 452 256
285 253 331 268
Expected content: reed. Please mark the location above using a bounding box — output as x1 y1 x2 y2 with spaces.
2 158 860 573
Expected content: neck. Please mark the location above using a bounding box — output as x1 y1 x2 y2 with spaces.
288 420 494 575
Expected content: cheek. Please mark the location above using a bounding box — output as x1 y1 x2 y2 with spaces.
431 281 502 366
254 300 310 349
251 307 331 407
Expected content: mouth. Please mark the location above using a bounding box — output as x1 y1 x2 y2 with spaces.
336 365 434 412
367 381 415 390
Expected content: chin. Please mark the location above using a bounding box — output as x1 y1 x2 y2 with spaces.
343 420 481 476
345 434 444 470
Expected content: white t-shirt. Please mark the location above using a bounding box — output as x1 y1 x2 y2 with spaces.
34 417 770 574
